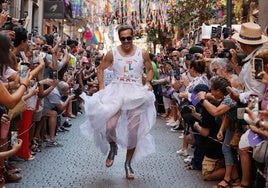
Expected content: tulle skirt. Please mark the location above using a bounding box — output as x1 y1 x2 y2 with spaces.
80 81 156 163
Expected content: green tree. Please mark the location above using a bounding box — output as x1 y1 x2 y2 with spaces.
168 0 216 33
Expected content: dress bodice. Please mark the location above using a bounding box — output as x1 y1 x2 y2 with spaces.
112 46 144 84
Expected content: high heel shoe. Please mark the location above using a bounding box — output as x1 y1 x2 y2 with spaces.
106 144 118 167
125 160 134 180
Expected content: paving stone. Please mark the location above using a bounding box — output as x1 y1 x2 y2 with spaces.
5 114 217 188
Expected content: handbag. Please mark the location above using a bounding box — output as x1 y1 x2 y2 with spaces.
229 127 243 148
252 140 268 163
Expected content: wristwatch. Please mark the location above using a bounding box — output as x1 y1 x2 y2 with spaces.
200 98 206 104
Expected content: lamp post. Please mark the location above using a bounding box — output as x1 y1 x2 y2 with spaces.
226 0 232 28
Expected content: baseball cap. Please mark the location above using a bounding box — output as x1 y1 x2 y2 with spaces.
190 84 210 106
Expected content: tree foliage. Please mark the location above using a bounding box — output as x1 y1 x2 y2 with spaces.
167 0 217 30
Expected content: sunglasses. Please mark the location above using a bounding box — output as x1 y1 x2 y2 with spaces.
119 36 133 41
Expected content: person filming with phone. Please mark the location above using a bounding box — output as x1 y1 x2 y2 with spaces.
226 22 268 188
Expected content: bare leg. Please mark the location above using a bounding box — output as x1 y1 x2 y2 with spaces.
105 112 120 167
46 110 58 141
125 108 140 179
204 167 225 181
106 113 120 143
232 148 251 187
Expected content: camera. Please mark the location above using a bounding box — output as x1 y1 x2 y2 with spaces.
218 49 232 59
236 53 247 66
42 44 49 52
72 84 82 98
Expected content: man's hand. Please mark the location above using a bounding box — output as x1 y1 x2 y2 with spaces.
0 10 9 27
197 91 206 101
0 29 15 40
217 130 224 141
11 139 22 151
145 82 152 91
1 114 9 124
226 86 240 102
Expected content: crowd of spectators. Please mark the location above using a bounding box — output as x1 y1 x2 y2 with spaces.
151 22 268 188
0 8 105 187
1 3 268 188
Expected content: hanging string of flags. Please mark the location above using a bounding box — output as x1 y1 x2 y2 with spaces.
71 0 173 43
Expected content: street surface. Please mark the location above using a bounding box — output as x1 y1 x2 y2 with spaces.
6 114 217 188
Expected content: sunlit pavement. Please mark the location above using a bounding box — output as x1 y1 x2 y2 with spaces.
6 113 217 188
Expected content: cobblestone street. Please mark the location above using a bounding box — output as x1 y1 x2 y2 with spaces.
6 114 216 188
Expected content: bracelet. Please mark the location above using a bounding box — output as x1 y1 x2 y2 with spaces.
20 83 28 89
200 98 206 104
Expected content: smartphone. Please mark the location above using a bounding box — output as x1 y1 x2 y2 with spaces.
40 52 46 58
32 50 40 58
253 58 264 80
237 107 246 120
52 70 58 80
11 131 18 145
20 63 29 78
248 95 259 115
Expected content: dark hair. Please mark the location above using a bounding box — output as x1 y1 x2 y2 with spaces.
117 25 134 36
0 33 12 76
43 34 54 46
190 60 206 74
149 53 155 61
222 39 236 50
210 76 231 96
13 27 28 47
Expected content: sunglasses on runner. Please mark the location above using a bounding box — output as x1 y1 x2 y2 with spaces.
119 36 133 41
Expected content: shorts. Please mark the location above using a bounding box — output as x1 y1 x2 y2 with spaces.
33 110 43 122
202 156 225 180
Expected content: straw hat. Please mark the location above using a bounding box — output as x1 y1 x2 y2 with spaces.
232 22 268 45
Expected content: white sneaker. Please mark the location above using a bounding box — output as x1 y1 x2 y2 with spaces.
184 155 193 163
166 120 175 126
169 120 180 127
179 134 184 139
176 149 188 156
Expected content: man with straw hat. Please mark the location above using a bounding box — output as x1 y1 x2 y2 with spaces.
223 22 268 188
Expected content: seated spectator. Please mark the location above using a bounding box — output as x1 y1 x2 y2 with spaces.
196 76 240 187
43 81 75 146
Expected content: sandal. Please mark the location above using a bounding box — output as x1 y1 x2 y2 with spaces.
231 177 240 186
184 163 197 170
231 184 250 188
213 179 231 188
105 144 118 167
